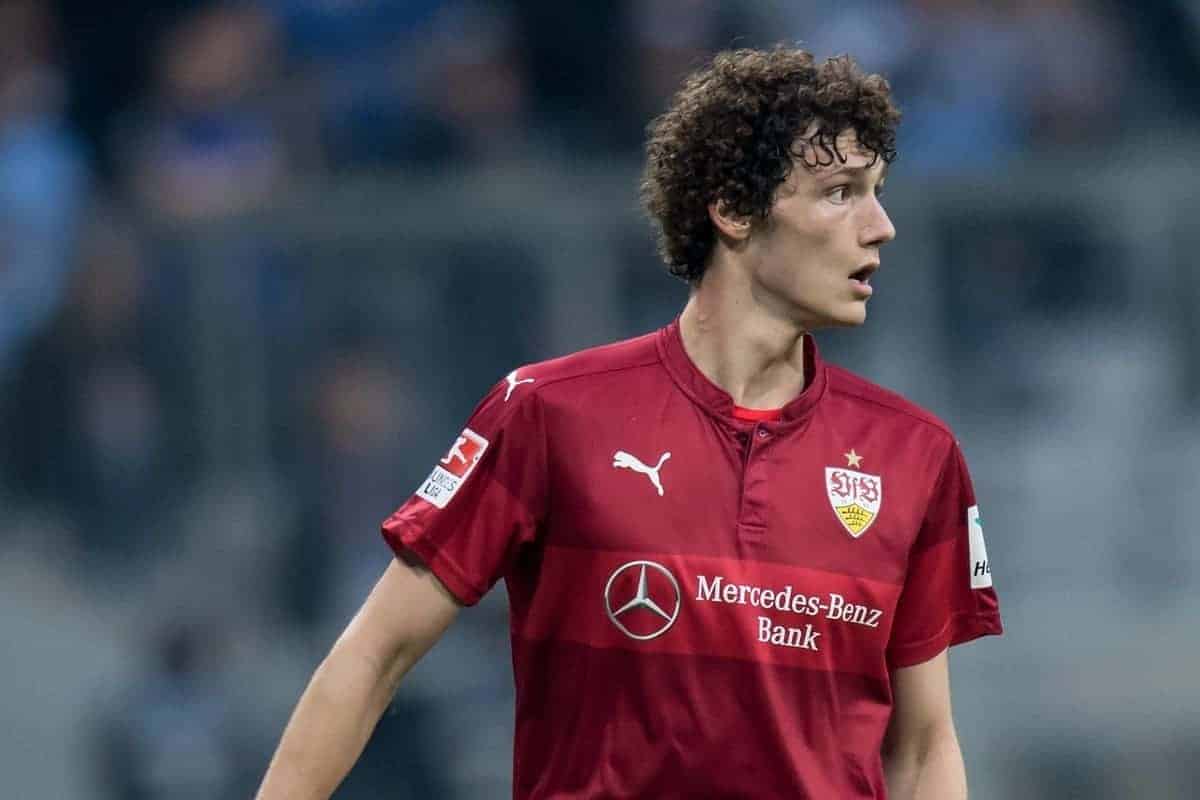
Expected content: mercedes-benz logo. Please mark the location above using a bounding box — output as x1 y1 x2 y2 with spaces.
603 560 681 640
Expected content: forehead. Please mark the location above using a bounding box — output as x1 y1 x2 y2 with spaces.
794 128 885 178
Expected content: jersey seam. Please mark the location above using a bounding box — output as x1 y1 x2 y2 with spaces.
912 440 959 551
485 388 547 528
827 380 955 439
526 357 662 398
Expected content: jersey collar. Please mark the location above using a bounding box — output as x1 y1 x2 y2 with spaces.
656 317 827 426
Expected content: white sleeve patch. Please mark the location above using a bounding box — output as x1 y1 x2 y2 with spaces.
416 428 490 509
967 504 992 589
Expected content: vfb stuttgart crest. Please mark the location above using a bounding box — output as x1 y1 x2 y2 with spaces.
825 467 883 538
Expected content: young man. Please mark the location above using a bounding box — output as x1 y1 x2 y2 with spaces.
257 48 1002 799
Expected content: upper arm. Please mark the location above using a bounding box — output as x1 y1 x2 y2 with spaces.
883 649 956 755
887 439 1002 669
334 551 463 689
381 374 549 605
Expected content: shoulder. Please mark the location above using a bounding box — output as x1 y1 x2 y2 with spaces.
468 329 663 431
512 329 663 395
824 363 956 446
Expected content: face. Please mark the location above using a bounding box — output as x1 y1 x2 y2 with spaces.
737 129 896 330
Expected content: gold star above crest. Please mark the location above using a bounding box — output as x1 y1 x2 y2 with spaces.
844 449 863 468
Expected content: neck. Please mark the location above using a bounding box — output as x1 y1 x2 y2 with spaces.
678 257 808 410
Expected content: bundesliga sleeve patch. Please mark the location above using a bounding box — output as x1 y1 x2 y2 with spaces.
416 428 490 509
967 504 992 588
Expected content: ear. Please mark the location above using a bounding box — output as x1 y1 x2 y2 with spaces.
708 199 753 242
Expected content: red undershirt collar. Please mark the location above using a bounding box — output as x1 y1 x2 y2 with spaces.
732 405 783 422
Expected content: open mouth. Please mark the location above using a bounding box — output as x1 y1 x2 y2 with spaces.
849 265 876 284
849 264 877 297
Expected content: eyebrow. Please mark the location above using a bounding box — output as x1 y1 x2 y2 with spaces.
824 162 889 180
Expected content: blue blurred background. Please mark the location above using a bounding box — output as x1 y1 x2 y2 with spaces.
2 0 1199 797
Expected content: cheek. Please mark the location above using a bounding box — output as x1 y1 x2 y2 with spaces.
782 223 839 276
766 211 829 253
754 203 841 281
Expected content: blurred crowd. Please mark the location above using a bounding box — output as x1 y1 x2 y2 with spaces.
2 1 1199 798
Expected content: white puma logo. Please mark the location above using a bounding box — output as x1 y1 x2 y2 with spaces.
504 369 535 402
441 435 469 466
613 450 671 497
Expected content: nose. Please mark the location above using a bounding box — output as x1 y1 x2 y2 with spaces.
861 195 896 247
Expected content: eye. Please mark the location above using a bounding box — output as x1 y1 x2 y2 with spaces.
827 184 851 203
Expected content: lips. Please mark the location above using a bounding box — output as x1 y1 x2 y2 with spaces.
849 263 878 284
848 262 878 299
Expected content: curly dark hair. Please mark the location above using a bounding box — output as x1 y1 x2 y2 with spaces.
641 47 900 284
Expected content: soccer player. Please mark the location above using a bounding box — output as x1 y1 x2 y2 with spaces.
257 47 1002 799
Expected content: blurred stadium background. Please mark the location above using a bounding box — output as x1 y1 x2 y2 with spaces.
2 0 1199 797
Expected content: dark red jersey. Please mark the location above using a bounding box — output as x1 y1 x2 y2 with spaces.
382 319 1002 799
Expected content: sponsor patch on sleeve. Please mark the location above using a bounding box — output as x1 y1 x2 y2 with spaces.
967 504 992 589
416 428 490 509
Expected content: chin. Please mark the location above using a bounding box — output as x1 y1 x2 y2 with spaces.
791 300 867 330
827 306 868 328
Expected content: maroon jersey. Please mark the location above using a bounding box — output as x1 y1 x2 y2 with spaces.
382 320 1002 799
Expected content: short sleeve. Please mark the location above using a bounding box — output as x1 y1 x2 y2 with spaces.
887 440 1002 668
381 375 547 606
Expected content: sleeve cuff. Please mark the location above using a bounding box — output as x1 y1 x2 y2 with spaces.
381 516 485 606
887 611 1003 669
